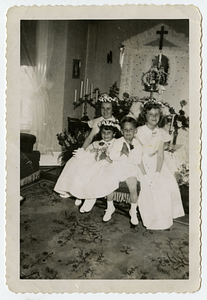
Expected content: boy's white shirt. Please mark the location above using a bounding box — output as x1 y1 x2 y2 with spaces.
109 136 142 165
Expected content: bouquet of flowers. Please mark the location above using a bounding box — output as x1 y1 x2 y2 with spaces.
57 128 89 165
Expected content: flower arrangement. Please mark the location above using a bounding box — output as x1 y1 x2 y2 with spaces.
166 100 189 145
57 128 90 165
174 163 189 186
113 92 138 121
141 65 168 93
107 82 141 121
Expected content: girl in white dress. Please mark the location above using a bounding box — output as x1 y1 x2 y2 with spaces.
135 100 185 230
54 120 119 211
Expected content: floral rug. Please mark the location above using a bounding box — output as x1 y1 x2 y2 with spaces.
20 180 189 280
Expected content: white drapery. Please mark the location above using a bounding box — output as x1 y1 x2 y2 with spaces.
20 21 54 154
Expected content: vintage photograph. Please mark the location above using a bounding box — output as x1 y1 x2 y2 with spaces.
19 18 189 279
6 5 201 294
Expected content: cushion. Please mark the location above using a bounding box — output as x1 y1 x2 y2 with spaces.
20 133 36 153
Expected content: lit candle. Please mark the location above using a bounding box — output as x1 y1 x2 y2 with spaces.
86 78 89 95
74 89 77 102
90 83 93 99
95 90 98 102
80 81 83 99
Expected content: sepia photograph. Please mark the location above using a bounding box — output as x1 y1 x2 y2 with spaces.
6 4 201 294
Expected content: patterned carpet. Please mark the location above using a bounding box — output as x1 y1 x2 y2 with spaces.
20 179 189 280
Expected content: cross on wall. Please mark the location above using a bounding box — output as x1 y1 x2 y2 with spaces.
156 25 168 50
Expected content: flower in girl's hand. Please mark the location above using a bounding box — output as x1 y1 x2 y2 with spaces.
99 151 107 160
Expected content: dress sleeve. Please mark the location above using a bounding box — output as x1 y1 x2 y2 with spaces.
158 128 172 142
88 119 95 128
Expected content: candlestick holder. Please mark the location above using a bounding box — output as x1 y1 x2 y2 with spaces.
73 93 99 121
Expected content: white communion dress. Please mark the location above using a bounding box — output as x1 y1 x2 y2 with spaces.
54 139 117 199
136 125 185 230
85 136 143 198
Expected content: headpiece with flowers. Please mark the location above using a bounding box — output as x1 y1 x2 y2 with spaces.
98 93 117 103
142 98 165 109
98 119 120 128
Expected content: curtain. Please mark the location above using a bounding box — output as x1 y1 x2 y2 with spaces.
20 20 54 154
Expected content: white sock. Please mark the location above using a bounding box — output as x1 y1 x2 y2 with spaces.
82 199 96 210
130 203 137 214
107 201 114 210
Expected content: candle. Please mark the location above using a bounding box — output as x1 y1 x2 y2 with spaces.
170 114 175 133
86 78 89 95
74 89 77 102
90 83 93 99
80 81 83 99
159 53 162 63
95 90 98 102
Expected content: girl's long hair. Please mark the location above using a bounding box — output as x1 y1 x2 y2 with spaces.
137 101 165 128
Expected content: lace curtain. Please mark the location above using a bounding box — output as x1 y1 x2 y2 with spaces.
20 20 54 154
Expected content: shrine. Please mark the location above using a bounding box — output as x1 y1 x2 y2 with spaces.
119 23 189 113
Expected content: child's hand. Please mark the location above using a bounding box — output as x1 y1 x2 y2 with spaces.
73 147 84 158
105 156 113 163
120 142 129 157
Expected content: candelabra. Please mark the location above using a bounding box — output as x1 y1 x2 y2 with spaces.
73 92 99 121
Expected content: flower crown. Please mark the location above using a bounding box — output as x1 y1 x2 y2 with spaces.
98 119 120 129
142 99 165 109
98 93 117 103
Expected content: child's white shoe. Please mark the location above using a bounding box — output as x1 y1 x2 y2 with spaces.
79 199 96 213
103 206 115 222
75 199 82 206
59 192 70 198
129 209 139 225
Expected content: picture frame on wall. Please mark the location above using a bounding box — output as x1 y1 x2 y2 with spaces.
72 59 81 78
